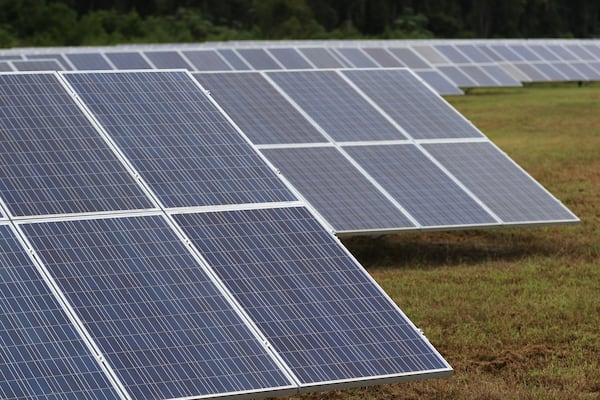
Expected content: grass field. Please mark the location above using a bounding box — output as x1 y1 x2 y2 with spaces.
289 83 600 399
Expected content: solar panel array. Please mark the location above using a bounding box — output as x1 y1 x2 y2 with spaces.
0 70 452 400
195 68 578 234
2 39 600 96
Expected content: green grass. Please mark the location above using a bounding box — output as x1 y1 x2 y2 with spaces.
287 83 600 400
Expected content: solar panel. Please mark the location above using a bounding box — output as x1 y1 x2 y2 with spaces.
0 55 22 60
488 45 523 62
64 71 295 208
534 63 569 81
144 51 193 69
479 65 522 86
423 142 578 223
546 44 577 60
454 44 493 63
22 215 294 400
343 69 480 138
173 207 452 385
509 45 541 61
194 72 325 144
0 224 121 400
344 144 497 227
0 73 153 216
12 59 63 71
435 45 471 63
415 70 464 96
512 63 549 81
267 70 406 141
298 47 346 68
104 52 152 69
437 65 478 87
411 45 449 64
65 53 113 70
528 45 561 61
478 45 505 62
262 147 415 232
570 62 600 79
182 50 231 71
581 44 600 59
217 49 252 70
0 62 12 71
237 48 282 70
26 54 73 70
334 48 378 67
459 65 501 86
551 62 587 80
268 48 313 69
564 44 596 60
387 47 430 69
362 48 404 67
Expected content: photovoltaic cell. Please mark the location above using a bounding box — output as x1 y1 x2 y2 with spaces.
454 44 493 63
344 69 480 139
411 45 448 64
182 50 231 71
415 70 464 96
298 48 345 68
571 62 600 80
144 51 193 69
534 63 568 81
0 73 153 216
435 45 471 63
478 46 505 62
334 48 378 68
268 48 313 69
551 62 587 80
480 65 522 86
267 70 406 141
423 142 577 223
217 49 252 70
437 66 478 87
0 224 121 400
345 145 496 227
564 45 595 60
529 45 561 61
26 54 73 70
104 52 152 69
546 45 577 60
22 216 293 400
65 53 113 70
194 72 325 144
362 48 404 67
237 49 282 70
459 65 501 86
488 45 523 62
12 59 63 71
262 147 415 232
509 45 541 61
0 62 12 71
65 71 295 207
387 47 430 69
173 207 451 385
513 63 549 81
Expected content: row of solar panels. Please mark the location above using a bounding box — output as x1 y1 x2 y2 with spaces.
0 70 451 400
2 39 600 95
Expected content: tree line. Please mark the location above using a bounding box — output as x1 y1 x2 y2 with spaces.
1 0 599 48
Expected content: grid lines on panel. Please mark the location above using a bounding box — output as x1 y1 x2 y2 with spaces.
65 53 113 70
0 225 121 400
267 70 407 141
237 49 282 70
423 142 578 223
173 207 450 385
262 147 415 231
194 72 326 145
343 69 480 139
414 70 464 96
104 53 152 70
22 216 293 400
182 50 231 71
0 73 154 216
268 48 313 69
344 145 497 227
64 71 295 208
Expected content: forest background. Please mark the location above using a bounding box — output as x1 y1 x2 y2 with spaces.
1 0 600 48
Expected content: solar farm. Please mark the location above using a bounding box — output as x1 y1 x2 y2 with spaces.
0 40 597 400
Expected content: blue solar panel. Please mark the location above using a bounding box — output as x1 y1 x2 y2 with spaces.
334 48 378 67
0 62 12 71
513 63 550 81
343 69 480 139
387 47 431 68
435 45 470 63
22 215 293 400
144 51 193 69
237 49 282 70
534 63 569 81
546 45 577 61
529 45 561 61
454 44 494 63
217 49 252 70
415 70 464 95
362 48 404 67
298 48 346 68
64 71 295 207
104 52 152 69
267 70 406 141
0 73 153 216
12 59 63 71
0 224 121 400
509 45 542 61
551 62 587 80
423 142 578 223
268 48 313 69
479 65 522 86
411 45 449 64
437 66 478 87
182 50 231 71
459 65 501 86
478 45 505 62
488 45 523 62
194 72 326 144
26 54 73 70
262 147 415 232
173 207 451 385
65 53 113 70
564 44 596 60
345 145 496 227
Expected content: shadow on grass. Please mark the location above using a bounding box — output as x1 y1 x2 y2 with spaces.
341 227 594 270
